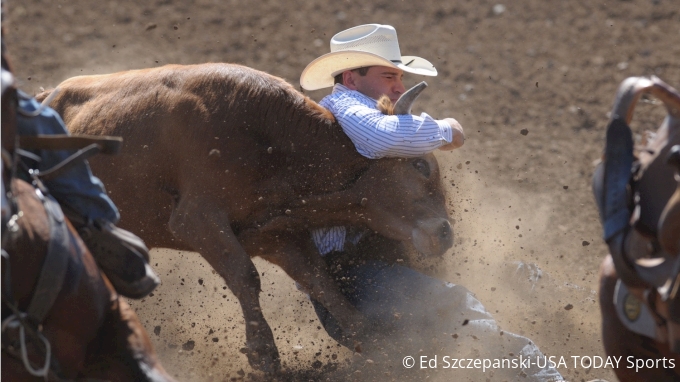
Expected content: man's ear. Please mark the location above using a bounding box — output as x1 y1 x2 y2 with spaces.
342 70 358 90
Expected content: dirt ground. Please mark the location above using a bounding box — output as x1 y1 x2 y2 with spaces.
4 0 680 381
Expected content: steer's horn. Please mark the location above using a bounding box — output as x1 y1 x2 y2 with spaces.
392 81 428 115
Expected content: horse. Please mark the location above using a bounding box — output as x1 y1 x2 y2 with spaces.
1 68 176 381
594 75 680 381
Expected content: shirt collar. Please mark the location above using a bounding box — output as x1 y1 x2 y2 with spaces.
331 83 350 93
331 83 378 103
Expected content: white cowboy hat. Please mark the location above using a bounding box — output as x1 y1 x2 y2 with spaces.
300 24 437 91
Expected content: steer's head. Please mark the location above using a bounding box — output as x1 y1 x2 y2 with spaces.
365 81 453 256
270 153 453 258
351 154 453 257
261 81 454 257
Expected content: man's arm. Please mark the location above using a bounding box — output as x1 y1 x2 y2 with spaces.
324 90 464 158
337 104 461 158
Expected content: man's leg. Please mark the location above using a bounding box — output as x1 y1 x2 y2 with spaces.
16 92 158 298
312 260 563 381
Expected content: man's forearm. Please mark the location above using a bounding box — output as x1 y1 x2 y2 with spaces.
438 117 465 151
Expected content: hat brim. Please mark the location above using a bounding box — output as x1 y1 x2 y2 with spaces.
300 50 437 91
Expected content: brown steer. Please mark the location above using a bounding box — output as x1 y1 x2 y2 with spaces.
38 63 454 372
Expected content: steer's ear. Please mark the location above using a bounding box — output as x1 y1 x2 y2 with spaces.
376 95 394 115
250 216 305 235
293 189 366 212
274 189 369 227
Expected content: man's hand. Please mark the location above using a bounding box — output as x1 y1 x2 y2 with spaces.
439 118 465 150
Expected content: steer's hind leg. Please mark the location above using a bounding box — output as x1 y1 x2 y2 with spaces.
168 195 280 373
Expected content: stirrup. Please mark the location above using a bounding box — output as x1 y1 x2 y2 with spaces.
76 219 159 299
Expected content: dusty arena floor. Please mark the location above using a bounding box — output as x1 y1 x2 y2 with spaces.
5 0 680 380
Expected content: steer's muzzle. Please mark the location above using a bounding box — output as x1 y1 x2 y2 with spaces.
412 218 453 257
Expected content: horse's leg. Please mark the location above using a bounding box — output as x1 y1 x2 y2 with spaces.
0 354 42 381
114 299 175 381
599 255 680 381
7 182 106 378
83 296 176 382
167 194 280 373
240 231 366 346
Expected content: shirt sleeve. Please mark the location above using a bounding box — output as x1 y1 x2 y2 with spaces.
321 90 453 159
310 226 346 255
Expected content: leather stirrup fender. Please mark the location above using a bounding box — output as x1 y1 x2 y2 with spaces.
25 191 72 324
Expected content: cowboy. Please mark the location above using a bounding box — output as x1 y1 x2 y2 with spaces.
299 24 563 381
300 23 465 257
301 24 464 159
299 23 466 306
1 25 159 299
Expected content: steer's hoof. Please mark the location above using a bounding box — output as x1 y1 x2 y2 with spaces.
242 344 281 374
339 321 372 353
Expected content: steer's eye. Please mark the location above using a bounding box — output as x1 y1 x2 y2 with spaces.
413 158 430 178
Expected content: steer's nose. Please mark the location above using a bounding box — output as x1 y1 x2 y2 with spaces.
438 220 453 249
413 217 455 256
439 220 452 240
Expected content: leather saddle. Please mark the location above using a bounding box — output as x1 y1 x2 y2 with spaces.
594 75 680 350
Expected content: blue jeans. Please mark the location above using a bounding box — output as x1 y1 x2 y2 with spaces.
311 260 563 381
16 91 119 223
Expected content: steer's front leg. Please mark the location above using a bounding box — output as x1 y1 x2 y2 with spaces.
239 229 367 350
168 194 280 373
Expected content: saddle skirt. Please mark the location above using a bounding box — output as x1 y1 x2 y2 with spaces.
3 178 78 323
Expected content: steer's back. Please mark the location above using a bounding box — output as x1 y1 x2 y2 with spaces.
43 63 337 247
49 62 324 143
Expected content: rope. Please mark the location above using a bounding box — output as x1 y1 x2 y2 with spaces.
2 312 52 380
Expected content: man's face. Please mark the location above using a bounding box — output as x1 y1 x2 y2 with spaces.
344 66 406 103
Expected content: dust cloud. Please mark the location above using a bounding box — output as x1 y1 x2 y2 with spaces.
127 151 613 382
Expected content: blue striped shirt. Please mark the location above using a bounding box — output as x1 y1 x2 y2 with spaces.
319 84 453 159
312 84 452 254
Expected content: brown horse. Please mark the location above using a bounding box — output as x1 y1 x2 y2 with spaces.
595 76 680 381
1 70 175 381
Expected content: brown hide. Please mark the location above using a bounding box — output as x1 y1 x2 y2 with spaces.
41 63 453 372
1 179 174 382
